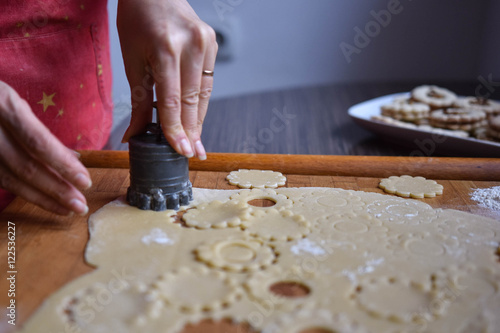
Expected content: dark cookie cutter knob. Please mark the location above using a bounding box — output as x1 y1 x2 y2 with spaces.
127 103 193 211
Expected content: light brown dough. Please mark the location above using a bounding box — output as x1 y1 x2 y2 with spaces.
182 200 250 229
19 186 500 333
379 175 444 198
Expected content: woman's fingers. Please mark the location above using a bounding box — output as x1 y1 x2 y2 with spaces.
0 128 88 215
0 82 90 215
197 37 218 138
117 0 217 160
1 88 92 191
0 163 73 216
154 47 195 158
121 62 155 143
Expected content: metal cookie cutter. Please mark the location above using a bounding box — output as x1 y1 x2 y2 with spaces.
127 102 193 211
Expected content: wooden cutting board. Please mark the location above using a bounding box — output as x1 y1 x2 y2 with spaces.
0 152 499 332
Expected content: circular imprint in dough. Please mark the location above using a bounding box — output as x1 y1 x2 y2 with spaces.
366 198 439 225
245 266 323 312
386 232 459 262
405 238 445 257
230 188 293 211
262 308 369 333
301 189 364 210
352 276 435 324
457 225 496 240
195 238 276 272
226 169 287 189
379 175 444 199
242 209 310 242
149 266 241 313
182 200 250 229
58 282 163 331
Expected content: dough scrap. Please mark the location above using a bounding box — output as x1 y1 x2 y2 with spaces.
242 209 310 241
195 237 276 272
227 169 287 189
182 200 250 229
379 175 444 198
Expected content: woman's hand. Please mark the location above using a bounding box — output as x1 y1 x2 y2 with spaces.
0 81 91 216
118 0 218 160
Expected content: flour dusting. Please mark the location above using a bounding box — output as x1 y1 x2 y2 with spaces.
141 228 174 245
290 238 326 256
471 186 500 212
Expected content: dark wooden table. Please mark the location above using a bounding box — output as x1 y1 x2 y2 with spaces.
108 81 500 157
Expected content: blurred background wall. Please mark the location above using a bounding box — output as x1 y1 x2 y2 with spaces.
108 0 499 126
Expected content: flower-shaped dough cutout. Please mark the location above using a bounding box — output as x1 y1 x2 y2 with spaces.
227 169 286 189
148 266 242 313
59 282 175 331
230 188 293 211
242 209 310 241
182 200 250 229
195 237 276 272
379 175 443 198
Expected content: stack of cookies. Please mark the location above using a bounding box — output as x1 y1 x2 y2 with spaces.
488 115 500 141
376 85 500 142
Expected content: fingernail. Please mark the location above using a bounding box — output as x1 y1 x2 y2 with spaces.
180 139 194 158
73 150 81 159
76 173 92 189
195 140 207 160
69 198 89 216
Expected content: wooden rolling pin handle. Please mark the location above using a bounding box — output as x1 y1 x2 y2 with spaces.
78 150 500 181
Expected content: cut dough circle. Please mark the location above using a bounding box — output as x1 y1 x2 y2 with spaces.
227 169 287 189
195 237 276 272
242 209 310 241
149 266 242 313
352 276 436 323
182 200 250 229
379 175 444 198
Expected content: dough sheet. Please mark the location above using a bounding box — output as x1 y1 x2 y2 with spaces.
19 185 500 333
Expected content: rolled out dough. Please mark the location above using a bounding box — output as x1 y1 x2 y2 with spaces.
19 184 500 333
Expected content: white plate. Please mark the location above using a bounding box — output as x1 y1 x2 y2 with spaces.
348 93 500 157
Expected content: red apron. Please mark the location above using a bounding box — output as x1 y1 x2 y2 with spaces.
0 0 113 211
